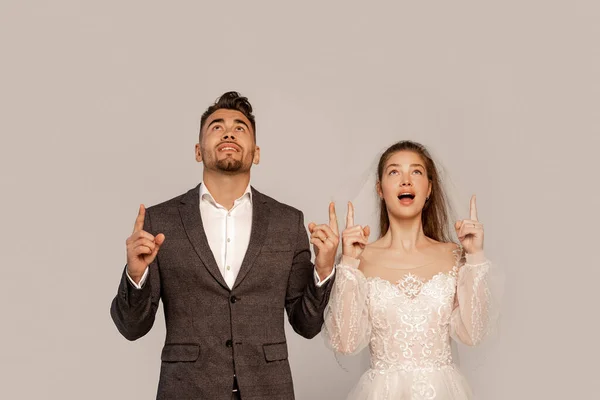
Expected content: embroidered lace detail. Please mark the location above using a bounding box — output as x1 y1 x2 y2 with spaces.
323 245 499 399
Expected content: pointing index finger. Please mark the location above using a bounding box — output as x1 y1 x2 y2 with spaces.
329 202 339 235
470 195 478 221
346 201 354 229
133 204 145 233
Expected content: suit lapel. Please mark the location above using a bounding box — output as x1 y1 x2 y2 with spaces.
178 184 229 290
233 187 270 289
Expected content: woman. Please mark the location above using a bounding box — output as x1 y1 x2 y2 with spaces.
311 140 500 399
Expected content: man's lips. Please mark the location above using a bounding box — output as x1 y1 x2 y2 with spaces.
217 143 241 152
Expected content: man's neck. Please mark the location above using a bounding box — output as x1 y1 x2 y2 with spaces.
202 170 251 210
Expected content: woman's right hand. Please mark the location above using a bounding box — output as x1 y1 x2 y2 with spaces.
342 201 370 260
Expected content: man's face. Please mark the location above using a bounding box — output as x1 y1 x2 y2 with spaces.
195 109 260 173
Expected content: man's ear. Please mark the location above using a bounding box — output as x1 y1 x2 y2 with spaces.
195 143 203 163
253 146 261 165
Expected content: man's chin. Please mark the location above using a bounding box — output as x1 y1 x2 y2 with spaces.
216 160 244 172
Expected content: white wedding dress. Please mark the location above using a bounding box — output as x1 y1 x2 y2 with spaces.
323 245 499 400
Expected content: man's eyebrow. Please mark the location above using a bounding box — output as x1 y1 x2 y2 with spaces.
206 118 225 128
234 119 250 129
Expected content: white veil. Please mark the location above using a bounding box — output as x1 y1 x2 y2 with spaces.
323 143 504 379
328 144 462 252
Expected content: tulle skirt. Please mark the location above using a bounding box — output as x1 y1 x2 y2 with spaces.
346 365 472 400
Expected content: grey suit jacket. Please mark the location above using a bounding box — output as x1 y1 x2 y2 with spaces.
110 185 334 399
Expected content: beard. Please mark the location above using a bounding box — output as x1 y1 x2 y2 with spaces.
201 147 254 174
216 157 243 172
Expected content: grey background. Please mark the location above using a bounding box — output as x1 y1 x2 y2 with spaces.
1 1 598 399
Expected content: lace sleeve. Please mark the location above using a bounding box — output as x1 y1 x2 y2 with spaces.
322 255 370 355
450 252 503 346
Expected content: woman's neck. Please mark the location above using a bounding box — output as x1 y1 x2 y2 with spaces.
380 216 431 252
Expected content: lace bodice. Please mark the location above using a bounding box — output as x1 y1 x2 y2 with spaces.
366 270 457 372
323 246 497 373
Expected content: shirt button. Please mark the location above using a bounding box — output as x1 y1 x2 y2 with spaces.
227 238 231 242
226 339 233 348
226 265 231 271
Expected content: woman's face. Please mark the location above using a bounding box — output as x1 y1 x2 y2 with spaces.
378 150 432 220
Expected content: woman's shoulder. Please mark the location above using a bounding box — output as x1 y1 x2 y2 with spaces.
424 238 461 253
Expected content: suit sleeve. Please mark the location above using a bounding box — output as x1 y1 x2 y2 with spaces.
110 209 162 341
284 211 334 339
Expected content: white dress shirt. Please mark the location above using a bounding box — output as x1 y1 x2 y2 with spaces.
199 183 253 288
128 183 334 289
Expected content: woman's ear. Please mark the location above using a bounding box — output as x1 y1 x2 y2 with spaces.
376 181 383 199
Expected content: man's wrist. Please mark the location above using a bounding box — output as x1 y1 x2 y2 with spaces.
315 263 334 280
126 269 143 284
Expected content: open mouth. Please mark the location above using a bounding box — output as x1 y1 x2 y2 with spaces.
217 143 240 152
397 192 416 201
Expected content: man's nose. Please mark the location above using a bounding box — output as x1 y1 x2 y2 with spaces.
222 130 236 140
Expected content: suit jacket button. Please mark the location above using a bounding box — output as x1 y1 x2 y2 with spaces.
230 296 238 303
226 339 233 348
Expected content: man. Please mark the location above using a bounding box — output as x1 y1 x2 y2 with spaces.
110 91 338 399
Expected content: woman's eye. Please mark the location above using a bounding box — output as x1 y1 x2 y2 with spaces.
389 170 398 176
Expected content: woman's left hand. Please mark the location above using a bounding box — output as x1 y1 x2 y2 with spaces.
455 195 484 254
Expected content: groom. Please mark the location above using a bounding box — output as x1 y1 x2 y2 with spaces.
110 91 338 399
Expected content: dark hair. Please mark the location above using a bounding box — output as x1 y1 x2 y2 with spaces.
199 91 256 140
377 140 452 243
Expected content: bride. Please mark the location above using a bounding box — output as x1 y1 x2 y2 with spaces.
310 140 501 399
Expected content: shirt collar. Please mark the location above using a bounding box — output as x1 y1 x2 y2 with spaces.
199 182 253 206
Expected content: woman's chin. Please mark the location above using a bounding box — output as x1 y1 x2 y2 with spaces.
388 209 423 221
